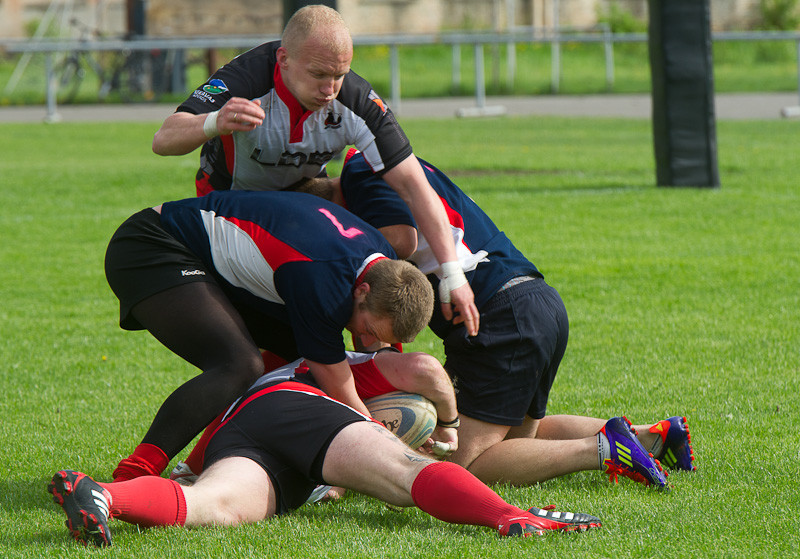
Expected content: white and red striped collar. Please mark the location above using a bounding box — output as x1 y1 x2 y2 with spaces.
354 253 389 287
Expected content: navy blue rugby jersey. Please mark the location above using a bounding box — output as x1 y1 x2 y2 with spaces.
159 190 396 364
176 40 412 191
340 152 540 337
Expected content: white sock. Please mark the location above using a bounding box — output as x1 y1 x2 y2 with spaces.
596 432 611 470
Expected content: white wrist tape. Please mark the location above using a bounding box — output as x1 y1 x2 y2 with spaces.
202 110 220 138
432 441 452 456
438 261 467 304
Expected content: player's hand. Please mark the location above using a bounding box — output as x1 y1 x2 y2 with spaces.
218 97 264 134
440 282 480 337
423 426 458 458
319 486 347 502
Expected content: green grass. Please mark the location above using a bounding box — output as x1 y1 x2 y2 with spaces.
1 115 799 558
2 38 799 105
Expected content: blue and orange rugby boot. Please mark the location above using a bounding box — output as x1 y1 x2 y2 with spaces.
649 416 697 471
600 416 669 491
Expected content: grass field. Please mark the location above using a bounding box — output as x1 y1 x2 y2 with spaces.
1 113 799 558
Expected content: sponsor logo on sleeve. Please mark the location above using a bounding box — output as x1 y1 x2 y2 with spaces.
203 79 229 95
368 90 387 113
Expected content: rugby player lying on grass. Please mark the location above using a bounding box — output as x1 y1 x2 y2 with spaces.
48 350 601 547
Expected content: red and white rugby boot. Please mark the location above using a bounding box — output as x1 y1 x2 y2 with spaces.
497 506 602 537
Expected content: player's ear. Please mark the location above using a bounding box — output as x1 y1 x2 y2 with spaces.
354 282 370 302
276 46 289 67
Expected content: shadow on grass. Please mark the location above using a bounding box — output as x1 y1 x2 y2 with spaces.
7 476 62 514
292 498 481 538
447 169 653 197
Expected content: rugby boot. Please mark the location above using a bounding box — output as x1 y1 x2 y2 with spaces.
649 416 696 471
169 461 199 486
601 416 669 491
497 506 601 537
48 470 113 547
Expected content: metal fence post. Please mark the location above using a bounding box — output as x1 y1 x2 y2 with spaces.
551 0 560 93
452 43 461 92
456 43 506 117
603 23 614 90
780 38 800 116
507 41 516 90
44 52 61 123
390 43 400 112
506 0 516 89
474 43 486 109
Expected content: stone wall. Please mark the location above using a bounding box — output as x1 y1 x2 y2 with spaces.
1 0 124 39
0 0 787 39
146 0 282 37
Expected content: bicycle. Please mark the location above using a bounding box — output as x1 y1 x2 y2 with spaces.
55 18 182 104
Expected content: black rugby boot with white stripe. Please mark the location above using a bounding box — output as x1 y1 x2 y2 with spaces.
48 469 113 547
526 505 602 532
498 505 602 537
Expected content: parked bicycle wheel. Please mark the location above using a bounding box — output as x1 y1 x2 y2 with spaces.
113 50 162 103
55 55 85 104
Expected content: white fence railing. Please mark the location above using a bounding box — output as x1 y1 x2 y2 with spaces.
2 28 800 121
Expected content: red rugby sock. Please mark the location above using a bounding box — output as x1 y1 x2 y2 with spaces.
410 461 526 528
99 477 187 527
112 443 170 482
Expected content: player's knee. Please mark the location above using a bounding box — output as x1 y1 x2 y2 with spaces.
201 493 261 526
404 352 447 382
215 496 260 526
207 351 265 395
243 350 268 380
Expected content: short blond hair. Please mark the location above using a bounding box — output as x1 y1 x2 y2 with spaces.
287 176 338 201
282 5 352 57
362 259 433 343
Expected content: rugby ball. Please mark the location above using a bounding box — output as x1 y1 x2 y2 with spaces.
365 391 437 450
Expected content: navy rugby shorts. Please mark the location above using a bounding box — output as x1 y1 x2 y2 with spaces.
203 381 367 514
443 277 568 426
104 208 214 330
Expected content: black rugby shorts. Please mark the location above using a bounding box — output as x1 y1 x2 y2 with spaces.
443 277 568 426
104 208 214 330
203 382 367 514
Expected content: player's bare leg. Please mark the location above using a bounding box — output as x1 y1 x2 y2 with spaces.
182 456 276 526
529 414 686 466
321 420 600 535
521 413 681 456
454 416 598 485
450 414 671 487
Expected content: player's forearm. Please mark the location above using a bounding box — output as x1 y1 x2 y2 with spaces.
384 352 457 423
416 372 458 424
152 112 210 156
306 359 370 416
405 355 459 455
409 200 458 266
383 155 459 266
